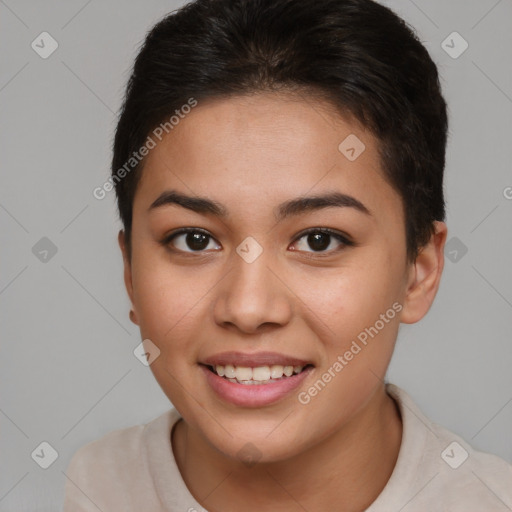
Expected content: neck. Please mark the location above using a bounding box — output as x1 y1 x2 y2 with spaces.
172 384 402 512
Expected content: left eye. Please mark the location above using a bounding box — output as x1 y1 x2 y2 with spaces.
291 229 352 253
166 229 221 252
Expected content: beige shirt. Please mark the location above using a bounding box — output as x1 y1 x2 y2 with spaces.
63 384 512 511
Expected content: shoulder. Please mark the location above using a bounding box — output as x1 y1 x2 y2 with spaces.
428 417 512 509
67 421 145 474
385 384 512 511
63 409 181 512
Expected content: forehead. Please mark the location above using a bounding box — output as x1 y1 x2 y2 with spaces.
134 92 403 225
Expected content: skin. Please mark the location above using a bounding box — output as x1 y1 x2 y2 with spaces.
118 91 447 512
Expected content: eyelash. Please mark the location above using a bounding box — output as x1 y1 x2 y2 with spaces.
161 227 355 256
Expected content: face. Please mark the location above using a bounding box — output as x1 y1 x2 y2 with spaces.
120 92 438 462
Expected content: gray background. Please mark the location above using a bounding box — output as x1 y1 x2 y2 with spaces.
1 0 511 510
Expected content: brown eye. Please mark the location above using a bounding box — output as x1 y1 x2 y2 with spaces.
164 229 221 253
291 229 352 253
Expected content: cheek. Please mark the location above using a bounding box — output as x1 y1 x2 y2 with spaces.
293 261 402 433
302 256 402 345
130 250 205 354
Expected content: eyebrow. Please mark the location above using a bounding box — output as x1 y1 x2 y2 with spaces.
149 189 372 220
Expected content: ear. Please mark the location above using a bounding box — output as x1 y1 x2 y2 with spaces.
118 229 139 325
400 221 447 324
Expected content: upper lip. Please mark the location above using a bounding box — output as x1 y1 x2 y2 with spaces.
201 351 313 368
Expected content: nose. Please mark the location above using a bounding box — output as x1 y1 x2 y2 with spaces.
213 247 293 334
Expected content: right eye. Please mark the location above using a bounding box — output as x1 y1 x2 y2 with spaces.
162 228 221 253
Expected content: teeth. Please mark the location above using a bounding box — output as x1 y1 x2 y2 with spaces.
270 365 284 379
224 364 236 379
252 366 271 381
235 366 253 381
211 364 305 383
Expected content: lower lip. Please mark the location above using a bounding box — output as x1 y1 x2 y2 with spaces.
200 365 314 407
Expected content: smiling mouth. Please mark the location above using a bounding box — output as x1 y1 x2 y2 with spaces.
203 363 314 385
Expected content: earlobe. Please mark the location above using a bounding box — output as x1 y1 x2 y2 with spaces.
400 221 447 324
118 230 139 325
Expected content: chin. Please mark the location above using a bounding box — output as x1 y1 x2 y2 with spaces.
198 414 314 464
